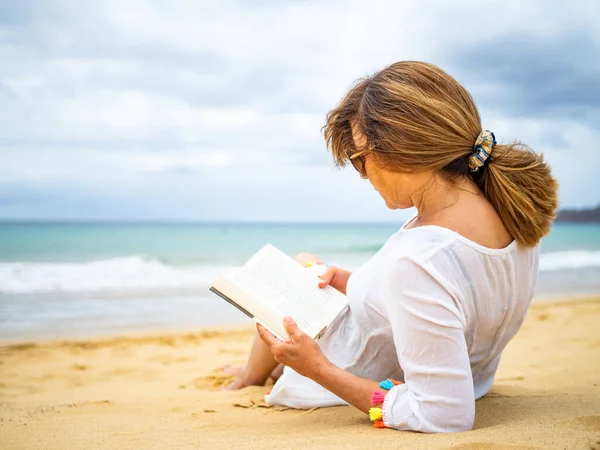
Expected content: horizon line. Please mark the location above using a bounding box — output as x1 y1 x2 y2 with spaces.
0 219 409 226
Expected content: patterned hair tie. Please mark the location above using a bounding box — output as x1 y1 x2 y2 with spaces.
468 130 496 173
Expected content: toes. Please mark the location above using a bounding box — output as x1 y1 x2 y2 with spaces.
221 364 244 376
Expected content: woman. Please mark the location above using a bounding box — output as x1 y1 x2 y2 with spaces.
226 61 558 432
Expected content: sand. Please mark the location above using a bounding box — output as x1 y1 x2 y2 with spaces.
1 297 599 450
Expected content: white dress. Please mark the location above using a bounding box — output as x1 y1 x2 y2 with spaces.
264 220 540 433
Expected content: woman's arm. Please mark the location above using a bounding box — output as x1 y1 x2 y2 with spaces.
373 260 475 432
257 259 475 432
257 319 383 414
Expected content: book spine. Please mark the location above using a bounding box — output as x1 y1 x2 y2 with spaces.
209 287 254 319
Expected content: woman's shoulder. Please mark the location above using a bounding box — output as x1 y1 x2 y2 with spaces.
383 224 462 261
386 222 526 262
379 224 539 297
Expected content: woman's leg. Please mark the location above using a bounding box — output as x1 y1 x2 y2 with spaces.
224 252 323 390
224 332 280 389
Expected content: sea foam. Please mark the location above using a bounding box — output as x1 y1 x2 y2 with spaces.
539 250 600 271
0 256 231 294
1 250 600 294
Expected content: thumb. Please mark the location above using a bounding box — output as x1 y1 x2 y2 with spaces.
256 323 278 347
282 316 303 341
318 266 336 287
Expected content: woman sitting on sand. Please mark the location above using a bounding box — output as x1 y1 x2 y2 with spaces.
226 61 558 432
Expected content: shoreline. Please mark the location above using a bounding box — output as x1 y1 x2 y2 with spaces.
2 292 600 347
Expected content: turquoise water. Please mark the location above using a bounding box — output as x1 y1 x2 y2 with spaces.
1 222 599 341
2 222 599 263
0 223 397 265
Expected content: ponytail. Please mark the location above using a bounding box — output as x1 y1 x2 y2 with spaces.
480 142 558 247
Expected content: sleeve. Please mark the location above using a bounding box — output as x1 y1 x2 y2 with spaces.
379 259 475 433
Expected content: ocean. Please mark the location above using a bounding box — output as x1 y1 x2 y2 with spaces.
1 222 600 342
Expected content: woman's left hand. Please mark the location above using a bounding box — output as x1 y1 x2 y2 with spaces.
257 316 331 381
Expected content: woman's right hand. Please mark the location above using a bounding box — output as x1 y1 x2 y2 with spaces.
317 266 352 295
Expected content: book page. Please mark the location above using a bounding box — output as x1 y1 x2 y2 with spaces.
211 273 289 340
227 244 348 338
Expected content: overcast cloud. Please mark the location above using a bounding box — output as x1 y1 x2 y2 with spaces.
1 0 599 222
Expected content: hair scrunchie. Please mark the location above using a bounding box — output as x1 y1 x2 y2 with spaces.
469 130 496 173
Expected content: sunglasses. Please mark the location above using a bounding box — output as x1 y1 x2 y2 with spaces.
348 150 367 178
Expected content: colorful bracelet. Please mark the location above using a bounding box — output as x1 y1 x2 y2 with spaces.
369 407 382 421
371 391 385 404
369 379 403 429
379 378 402 390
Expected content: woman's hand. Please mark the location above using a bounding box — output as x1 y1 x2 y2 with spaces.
256 317 331 381
258 316 382 415
317 266 352 295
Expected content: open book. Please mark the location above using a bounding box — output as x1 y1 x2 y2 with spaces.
210 244 348 341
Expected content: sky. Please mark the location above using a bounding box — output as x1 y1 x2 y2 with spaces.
1 0 599 222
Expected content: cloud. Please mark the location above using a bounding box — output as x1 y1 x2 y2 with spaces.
0 0 599 220
450 31 600 122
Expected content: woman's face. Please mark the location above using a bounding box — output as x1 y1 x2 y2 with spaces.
351 123 423 210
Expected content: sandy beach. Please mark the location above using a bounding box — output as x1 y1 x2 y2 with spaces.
1 297 599 449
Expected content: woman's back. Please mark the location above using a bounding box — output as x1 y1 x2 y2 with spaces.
392 225 540 399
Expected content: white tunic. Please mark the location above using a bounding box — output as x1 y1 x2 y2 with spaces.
265 221 539 433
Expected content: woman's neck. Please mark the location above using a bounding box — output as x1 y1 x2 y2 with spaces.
410 176 479 227
407 175 513 249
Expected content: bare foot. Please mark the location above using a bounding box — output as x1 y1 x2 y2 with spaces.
222 376 249 390
221 364 244 377
220 364 284 390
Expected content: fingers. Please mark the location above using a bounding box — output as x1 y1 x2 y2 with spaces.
317 266 336 288
256 323 278 347
282 316 304 342
257 323 289 364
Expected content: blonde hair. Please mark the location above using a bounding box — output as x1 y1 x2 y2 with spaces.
323 61 558 247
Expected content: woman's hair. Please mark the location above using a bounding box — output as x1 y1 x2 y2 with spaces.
323 61 558 247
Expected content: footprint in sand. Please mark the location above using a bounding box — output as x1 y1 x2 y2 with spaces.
189 371 237 390
571 414 600 431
